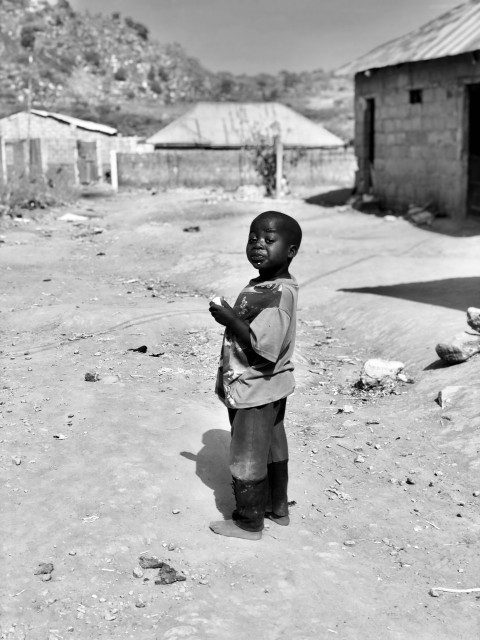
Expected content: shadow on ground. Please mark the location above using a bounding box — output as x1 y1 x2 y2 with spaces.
304 188 353 207
305 189 480 237
340 277 480 311
180 429 233 518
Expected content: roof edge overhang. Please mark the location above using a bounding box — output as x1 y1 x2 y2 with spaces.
349 48 480 77
152 143 347 150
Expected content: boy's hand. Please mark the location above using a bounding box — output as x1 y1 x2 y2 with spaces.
209 299 236 327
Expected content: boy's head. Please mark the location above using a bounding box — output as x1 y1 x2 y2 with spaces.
246 210 302 277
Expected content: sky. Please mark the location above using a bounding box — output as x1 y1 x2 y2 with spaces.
69 0 463 74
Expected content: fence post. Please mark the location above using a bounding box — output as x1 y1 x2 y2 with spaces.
72 139 80 186
96 140 102 181
110 150 118 190
0 137 6 185
29 139 44 178
275 134 283 198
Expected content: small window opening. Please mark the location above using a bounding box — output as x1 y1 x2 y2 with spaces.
409 89 423 104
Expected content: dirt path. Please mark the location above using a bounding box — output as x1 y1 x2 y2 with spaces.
1 189 480 640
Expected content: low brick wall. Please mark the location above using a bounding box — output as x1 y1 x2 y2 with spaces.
117 147 355 191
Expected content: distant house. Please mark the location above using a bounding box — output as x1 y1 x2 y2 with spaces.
0 109 118 142
0 110 148 183
337 0 480 219
146 102 345 149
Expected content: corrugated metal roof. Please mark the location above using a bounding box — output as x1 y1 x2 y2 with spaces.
337 0 480 75
146 102 345 148
31 109 117 135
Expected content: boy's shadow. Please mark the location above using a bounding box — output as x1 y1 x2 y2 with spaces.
180 429 233 518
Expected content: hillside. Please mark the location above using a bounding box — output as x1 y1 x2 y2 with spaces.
0 0 354 140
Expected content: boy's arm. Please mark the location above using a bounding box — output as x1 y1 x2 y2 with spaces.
209 301 251 348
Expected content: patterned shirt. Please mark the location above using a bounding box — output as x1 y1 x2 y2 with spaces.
215 276 299 409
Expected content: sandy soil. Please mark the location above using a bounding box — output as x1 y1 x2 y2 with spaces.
1 187 480 640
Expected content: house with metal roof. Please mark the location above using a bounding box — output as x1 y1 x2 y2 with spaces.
0 109 118 140
337 0 480 219
146 102 345 149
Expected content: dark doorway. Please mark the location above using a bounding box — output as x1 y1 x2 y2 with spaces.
468 84 480 217
364 98 375 191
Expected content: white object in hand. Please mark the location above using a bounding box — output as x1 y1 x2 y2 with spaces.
211 296 223 306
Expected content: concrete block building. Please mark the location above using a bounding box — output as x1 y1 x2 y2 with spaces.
0 110 149 183
338 0 480 220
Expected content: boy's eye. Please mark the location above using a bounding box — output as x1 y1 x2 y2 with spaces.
265 237 275 244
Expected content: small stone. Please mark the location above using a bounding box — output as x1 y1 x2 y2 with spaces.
53 433 66 440
67 627 74 632
104 612 116 621
84 372 100 382
354 455 365 463
406 477 415 485
135 598 146 608
12 456 21 465
466 307 480 333
473 491 480 497
172 509 180 514
436 386 463 408
42 574 52 582
436 332 480 364
133 566 144 578
68 550 77 556
34 562 54 575
343 540 356 546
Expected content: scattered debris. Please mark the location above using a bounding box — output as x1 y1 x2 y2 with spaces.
84 372 100 382
57 213 88 222
303 319 324 328
155 563 186 585
357 358 407 392
406 205 436 227
429 586 480 597
82 514 99 522
139 555 164 570
337 404 354 414
128 345 148 353
34 562 54 575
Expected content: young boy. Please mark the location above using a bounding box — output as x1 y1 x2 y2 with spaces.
208 210 302 540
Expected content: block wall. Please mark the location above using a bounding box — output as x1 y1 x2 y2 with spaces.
354 53 480 218
117 147 355 191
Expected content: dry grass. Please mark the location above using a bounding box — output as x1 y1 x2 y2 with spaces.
0 169 79 217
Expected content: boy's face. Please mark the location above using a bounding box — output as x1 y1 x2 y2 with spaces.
246 215 297 278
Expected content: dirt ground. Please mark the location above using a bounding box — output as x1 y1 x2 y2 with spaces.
1 186 480 640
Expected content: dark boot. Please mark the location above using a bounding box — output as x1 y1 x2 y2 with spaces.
231 476 268 532
265 460 289 525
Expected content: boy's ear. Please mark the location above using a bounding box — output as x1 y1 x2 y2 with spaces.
288 245 298 258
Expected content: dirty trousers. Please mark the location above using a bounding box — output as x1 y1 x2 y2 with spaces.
228 398 289 532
